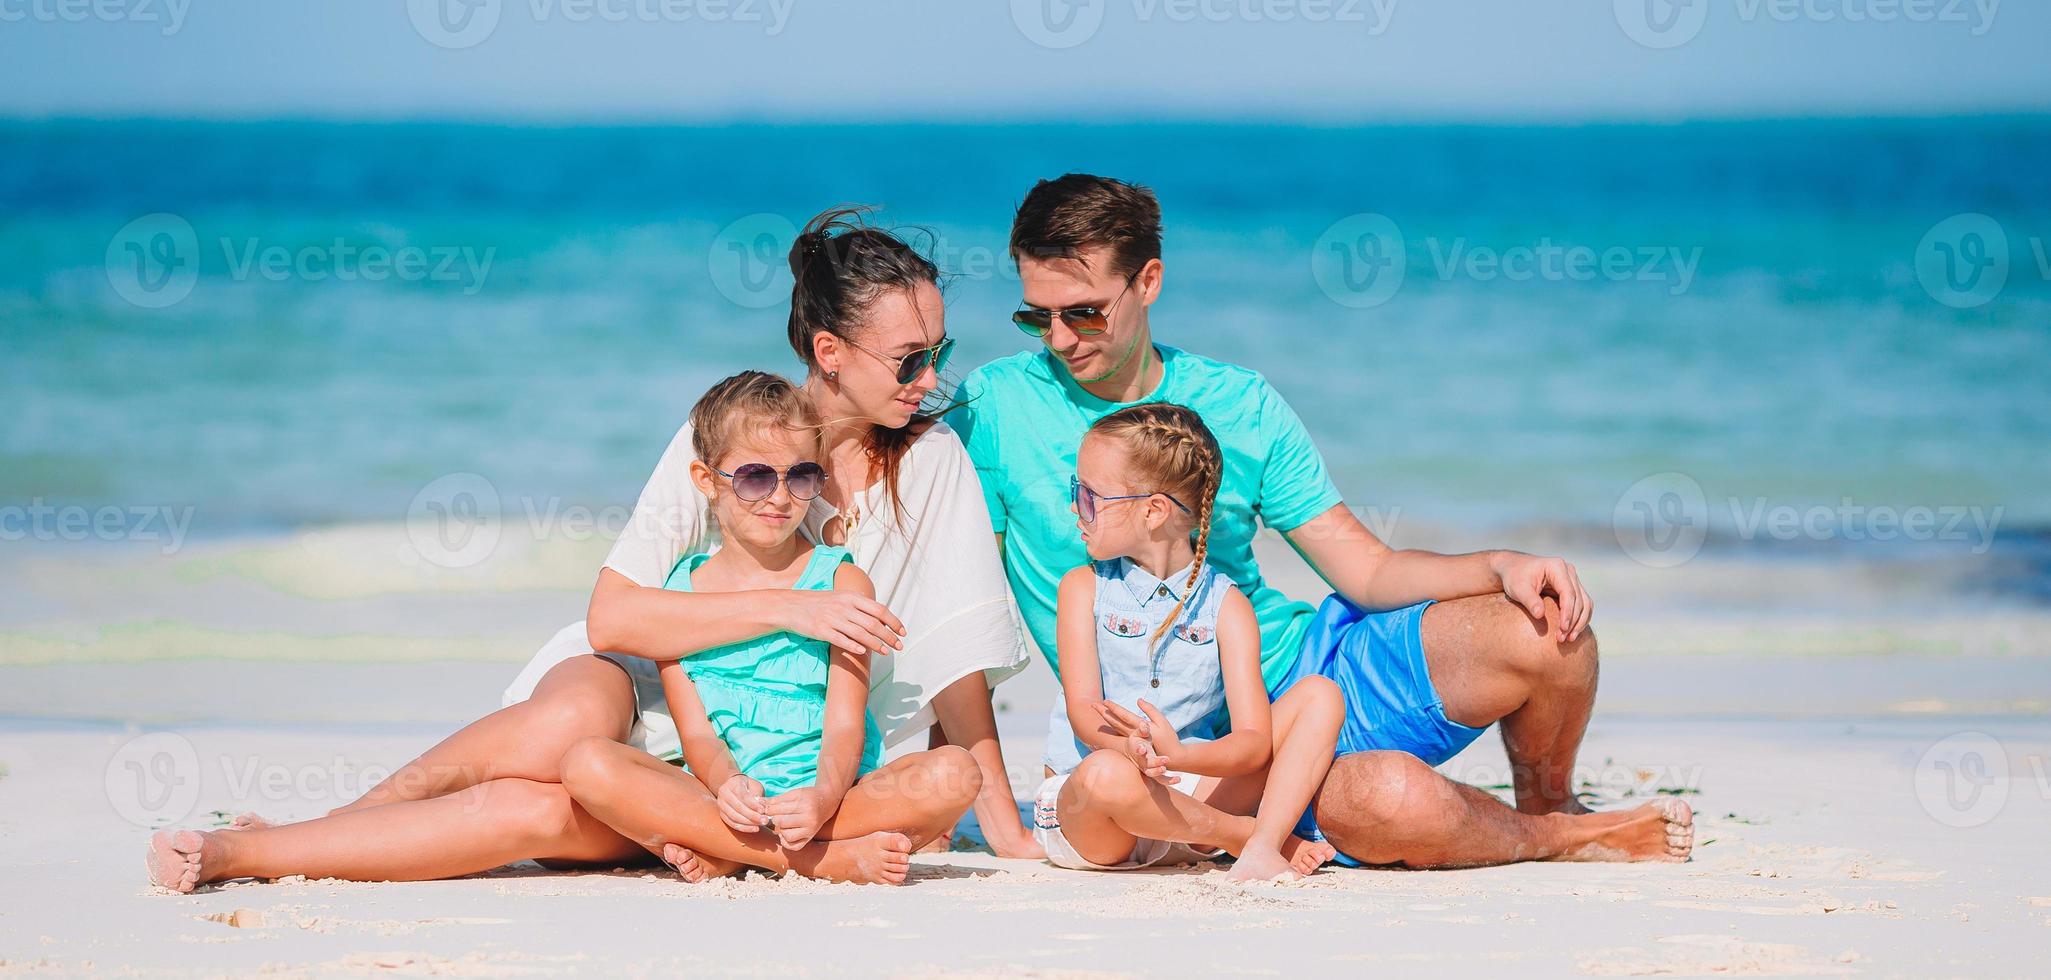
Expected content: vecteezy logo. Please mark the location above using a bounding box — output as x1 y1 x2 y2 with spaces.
708 213 800 309
1011 0 1105 49
105 213 200 309
408 0 502 49
1614 0 1707 48
1914 732 2009 828
1613 472 1709 568
407 472 502 569
1916 213 2009 309
1311 213 1406 309
106 732 201 827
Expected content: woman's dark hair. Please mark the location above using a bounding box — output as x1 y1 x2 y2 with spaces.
785 205 943 518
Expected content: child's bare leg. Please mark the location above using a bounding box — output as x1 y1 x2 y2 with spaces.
1055 749 1255 866
558 737 917 885
148 777 645 892
1228 676 1344 881
235 656 635 829
813 746 984 851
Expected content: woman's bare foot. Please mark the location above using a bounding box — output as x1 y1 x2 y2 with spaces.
800 831 914 885
229 812 273 831
913 833 952 854
1559 799 1694 862
659 843 743 884
146 829 216 893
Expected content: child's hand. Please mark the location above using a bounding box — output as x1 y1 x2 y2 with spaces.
1120 733 1178 785
1134 699 1184 765
761 786 837 850
716 774 769 834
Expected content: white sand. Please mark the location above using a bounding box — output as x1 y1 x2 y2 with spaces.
3 531 2048 975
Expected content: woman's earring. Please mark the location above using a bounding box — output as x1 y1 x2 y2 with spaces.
827 370 838 382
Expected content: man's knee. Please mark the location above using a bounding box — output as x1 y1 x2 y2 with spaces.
1481 594 1598 689
1314 751 1450 836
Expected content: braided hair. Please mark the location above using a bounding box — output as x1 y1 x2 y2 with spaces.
1087 403 1224 657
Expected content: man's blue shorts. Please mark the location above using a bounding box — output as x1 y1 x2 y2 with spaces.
1269 595 1488 867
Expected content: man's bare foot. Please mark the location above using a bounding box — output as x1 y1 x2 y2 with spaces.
1557 799 1694 862
658 843 743 883
801 831 914 885
229 812 273 831
146 830 216 893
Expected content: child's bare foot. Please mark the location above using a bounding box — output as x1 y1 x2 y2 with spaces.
659 843 743 883
1282 834 1337 876
1226 846 1297 882
1559 799 1695 862
229 812 273 831
146 830 215 893
983 832 1046 861
803 831 914 885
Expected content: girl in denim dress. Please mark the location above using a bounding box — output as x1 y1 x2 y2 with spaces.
1032 404 1346 881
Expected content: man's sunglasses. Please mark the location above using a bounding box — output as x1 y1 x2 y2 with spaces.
717 461 828 502
1011 270 1142 338
1070 475 1190 524
845 336 955 386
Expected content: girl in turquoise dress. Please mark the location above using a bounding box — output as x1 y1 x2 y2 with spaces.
557 371 982 885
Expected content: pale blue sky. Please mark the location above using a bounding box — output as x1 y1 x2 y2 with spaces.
1 0 2044 120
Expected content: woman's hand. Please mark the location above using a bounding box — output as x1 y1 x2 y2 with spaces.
716 774 769 834
774 590 906 657
762 786 839 850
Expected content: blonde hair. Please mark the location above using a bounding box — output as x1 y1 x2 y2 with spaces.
1087 403 1223 656
688 371 821 468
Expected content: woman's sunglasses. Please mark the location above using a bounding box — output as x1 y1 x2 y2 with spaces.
717 461 828 502
845 336 955 386
1070 475 1190 524
1012 271 1142 338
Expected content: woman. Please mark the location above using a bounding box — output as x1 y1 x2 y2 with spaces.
147 208 1039 892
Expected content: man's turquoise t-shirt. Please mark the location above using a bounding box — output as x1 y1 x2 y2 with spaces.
950 345 1343 692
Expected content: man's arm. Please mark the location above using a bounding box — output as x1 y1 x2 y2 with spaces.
1281 504 1592 642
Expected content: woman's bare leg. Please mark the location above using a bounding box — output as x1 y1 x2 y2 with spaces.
236 655 636 828
1227 676 1343 881
148 777 646 892
927 674 1043 859
560 738 982 885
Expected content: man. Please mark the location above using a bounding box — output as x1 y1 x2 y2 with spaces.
951 174 1692 868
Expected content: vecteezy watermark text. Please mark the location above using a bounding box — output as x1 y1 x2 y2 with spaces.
408 0 796 50
1615 0 2000 50
1613 472 2003 568
0 500 195 555
0 0 192 35
1011 0 1396 49
106 213 496 309
1311 213 1702 309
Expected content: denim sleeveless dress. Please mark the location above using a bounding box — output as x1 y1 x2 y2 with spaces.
663 545 883 794
1043 557 1234 774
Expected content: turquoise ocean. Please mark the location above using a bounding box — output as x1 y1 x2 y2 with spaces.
2 117 2047 602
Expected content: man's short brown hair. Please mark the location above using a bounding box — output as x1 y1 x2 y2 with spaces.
1009 173 1163 279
